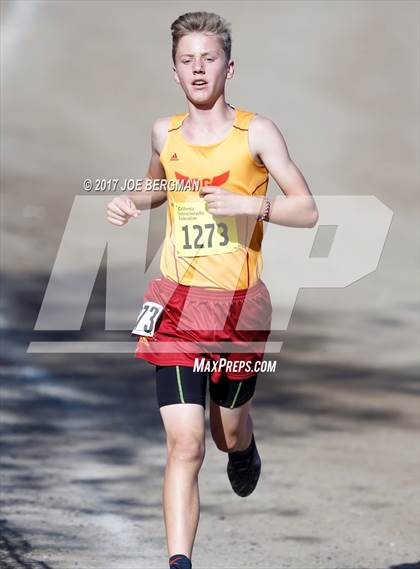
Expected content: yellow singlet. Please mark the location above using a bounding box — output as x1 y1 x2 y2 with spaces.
159 106 269 291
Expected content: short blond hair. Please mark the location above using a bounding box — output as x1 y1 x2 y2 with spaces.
171 11 232 64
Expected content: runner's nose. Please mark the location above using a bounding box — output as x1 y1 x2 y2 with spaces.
192 57 205 73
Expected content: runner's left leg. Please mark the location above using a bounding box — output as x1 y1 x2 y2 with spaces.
209 396 253 453
209 375 261 497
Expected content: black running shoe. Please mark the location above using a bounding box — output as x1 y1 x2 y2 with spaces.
227 436 261 497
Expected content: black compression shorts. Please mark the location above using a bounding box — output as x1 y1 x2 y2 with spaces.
155 365 258 409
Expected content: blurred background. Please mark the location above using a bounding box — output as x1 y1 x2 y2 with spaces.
1 1 419 568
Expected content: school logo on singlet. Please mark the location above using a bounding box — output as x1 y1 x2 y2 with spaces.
175 170 230 191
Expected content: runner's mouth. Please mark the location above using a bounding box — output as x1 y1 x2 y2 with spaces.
192 80 208 88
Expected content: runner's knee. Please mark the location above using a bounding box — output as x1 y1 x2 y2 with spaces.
167 436 205 463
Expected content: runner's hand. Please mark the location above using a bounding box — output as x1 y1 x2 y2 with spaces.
107 196 141 226
200 186 251 217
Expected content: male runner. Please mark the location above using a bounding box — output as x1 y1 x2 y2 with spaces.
106 11 318 569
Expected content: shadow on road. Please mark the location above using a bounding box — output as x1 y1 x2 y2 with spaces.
1 270 418 568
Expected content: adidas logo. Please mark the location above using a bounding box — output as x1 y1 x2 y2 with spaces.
170 153 179 161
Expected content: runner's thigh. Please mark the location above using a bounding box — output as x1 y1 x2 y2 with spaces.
156 365 208 450
155 365 208 408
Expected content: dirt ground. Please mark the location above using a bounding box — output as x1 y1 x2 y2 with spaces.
1 1 419 568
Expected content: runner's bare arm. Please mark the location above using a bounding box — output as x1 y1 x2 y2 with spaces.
106 117 169 226
131 117 170 209
200 116 318 228
249 115 318 227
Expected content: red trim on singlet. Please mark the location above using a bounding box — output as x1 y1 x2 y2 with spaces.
168 206 180 282
251 177 269 194
168 124 182 133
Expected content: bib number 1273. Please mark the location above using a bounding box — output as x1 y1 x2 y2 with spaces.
174 201 238 257
181 221 229 251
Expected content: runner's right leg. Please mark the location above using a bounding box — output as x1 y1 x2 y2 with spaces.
157 365 207 565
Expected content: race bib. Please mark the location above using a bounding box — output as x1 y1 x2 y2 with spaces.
173 200 239 257
131 302 164 337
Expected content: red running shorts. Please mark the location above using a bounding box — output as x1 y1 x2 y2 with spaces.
134 276 272 384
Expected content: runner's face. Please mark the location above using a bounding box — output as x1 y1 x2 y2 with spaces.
173 32 233 105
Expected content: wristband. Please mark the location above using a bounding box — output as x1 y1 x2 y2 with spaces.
257 197 271 222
